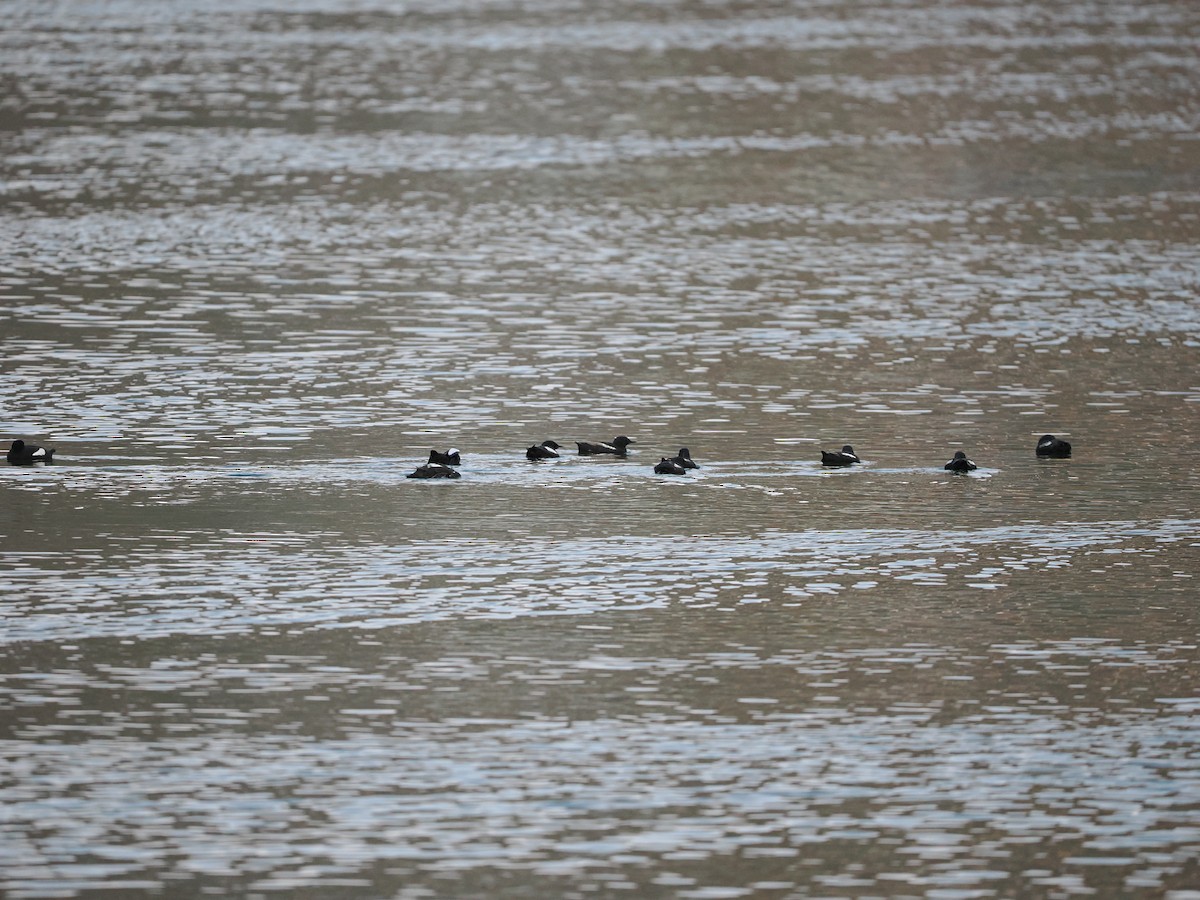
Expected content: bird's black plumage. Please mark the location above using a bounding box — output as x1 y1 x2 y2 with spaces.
526 440 561 460
576 436 635 456
672 447 699 469
1035 434 1072 458
654 456 687 475
821 445 860 467
7 440 55 465
407 463 461 479
944 450 977 473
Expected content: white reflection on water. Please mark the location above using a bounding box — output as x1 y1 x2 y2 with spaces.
1 705 1197 896
2 0 1200 895
2 194 1198 451
2 518 1196 644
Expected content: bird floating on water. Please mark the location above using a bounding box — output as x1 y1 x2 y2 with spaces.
672 447 699 469
821 445 860 467
6 440 55 465
525 440 561 460
654 456 687 475
944 450 977 473
427 448 461 466
1035 434 1072 458
407 463 461 479
576 436 635 456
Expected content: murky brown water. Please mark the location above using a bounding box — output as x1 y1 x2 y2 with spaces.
3 0 1199 897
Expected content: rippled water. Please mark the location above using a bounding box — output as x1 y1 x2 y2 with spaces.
3 0 1199 897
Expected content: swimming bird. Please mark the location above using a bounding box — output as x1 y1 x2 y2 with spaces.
672 447 699 469
407 463 461 479
1035 434 1072 458
944 450 977 473
821 445 860 467
654 456 687 475
427 448 461 466
576 436 635 456
525 440 561 460
6 440 55 465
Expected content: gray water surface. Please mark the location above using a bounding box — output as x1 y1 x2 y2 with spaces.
2 0 1199 897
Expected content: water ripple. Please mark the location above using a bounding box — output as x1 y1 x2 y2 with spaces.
2 518 1195 645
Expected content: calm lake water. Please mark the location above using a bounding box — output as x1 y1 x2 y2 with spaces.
2 0 1199 897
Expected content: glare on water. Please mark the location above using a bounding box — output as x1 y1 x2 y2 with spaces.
2 0 1199 897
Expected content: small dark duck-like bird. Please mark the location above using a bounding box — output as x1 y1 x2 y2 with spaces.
526 440 561 460
576 436 635 456
427 448 461 466
407 463 461 479
672 447 699 469
7 440 55 465
1035 434 1072 458
654 456 687 475
944 450 977 473
821 444 860 467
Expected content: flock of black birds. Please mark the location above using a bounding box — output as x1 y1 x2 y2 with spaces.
5 434 1073 475
402 433 1073 479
